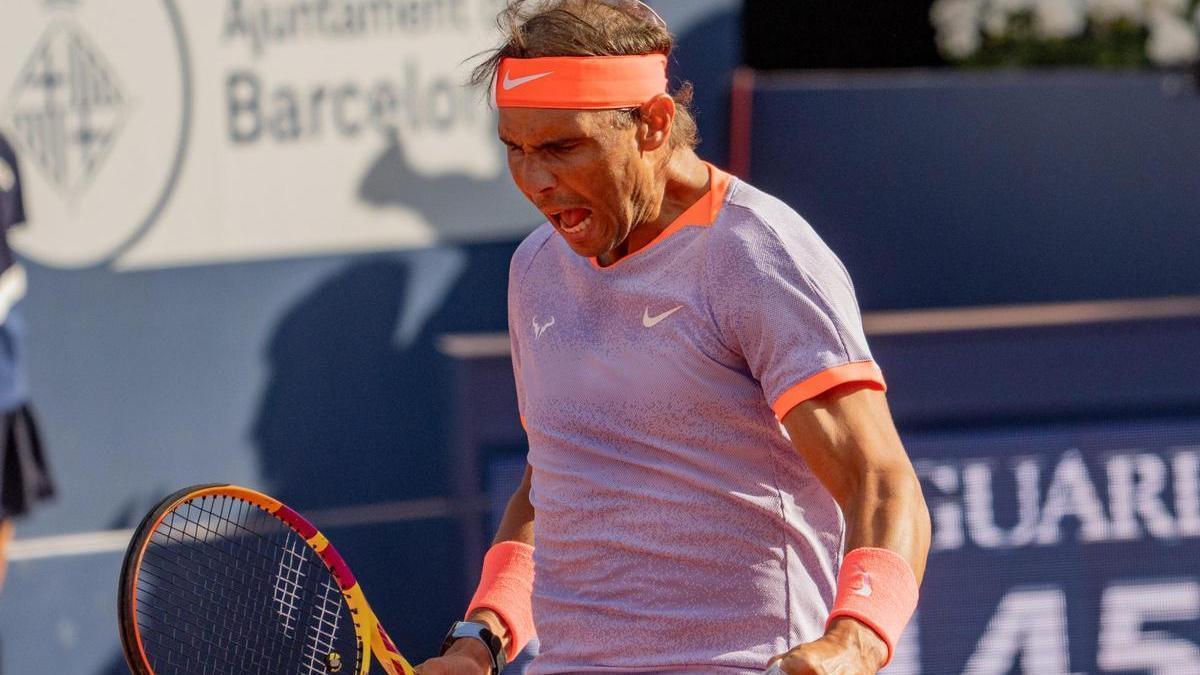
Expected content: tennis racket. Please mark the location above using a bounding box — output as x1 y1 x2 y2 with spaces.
118 484 416 675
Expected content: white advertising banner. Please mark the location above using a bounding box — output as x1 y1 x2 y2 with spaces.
0 0 537 270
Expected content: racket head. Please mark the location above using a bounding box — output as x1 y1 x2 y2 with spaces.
118 484 371 675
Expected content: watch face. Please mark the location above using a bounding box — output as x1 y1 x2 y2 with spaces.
453 622 490 639
444 621 504 672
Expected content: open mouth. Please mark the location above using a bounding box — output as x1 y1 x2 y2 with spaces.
551 208 593 235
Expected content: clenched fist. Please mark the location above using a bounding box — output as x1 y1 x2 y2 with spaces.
766 618 888 675
415 638 494 675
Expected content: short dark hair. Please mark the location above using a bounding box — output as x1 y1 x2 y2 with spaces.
470 0 699 150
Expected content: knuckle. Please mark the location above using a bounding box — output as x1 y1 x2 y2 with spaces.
781 654 820 674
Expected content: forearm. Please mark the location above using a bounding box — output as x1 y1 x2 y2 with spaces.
465 464 536 651
841 466 931 583
450 515 534 670
778 386 931 671
491 464 535 547
817 466 929 669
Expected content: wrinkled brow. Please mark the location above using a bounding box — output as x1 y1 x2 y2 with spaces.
498 134 589 151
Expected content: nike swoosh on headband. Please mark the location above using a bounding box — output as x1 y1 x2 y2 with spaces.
502 71 554 90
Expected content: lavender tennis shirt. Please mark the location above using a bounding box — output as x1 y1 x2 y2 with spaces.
508 165 885 674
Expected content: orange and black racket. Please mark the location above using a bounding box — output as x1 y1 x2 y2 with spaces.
118 484 416 675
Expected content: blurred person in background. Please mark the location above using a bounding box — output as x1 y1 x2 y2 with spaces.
418 2 930 674
0 131 55 593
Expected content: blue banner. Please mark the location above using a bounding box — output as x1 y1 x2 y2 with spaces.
902 419 1200 674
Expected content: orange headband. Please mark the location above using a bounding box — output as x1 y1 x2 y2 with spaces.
495 55 668 110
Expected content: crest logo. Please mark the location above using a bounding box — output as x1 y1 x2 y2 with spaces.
7 22 128 200
0 0 190 268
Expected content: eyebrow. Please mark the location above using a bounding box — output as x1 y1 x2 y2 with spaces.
499 135 587 151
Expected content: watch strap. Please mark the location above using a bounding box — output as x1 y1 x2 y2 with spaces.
439 620 506 674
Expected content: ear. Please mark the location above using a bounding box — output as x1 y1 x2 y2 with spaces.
637 94 676 152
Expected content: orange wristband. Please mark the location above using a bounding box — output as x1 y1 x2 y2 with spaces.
826 547 919 667
466 541 536 663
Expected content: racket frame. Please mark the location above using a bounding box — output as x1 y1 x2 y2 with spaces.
119 484 415 675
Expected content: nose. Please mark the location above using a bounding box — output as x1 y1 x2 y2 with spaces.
512 155 556 200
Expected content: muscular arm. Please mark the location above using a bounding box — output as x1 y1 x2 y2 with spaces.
489 463 535 548
777 383 931 670
437 465 535 673
783 384 929 580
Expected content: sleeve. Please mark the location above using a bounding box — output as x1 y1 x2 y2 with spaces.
11 153 24 228
705 210 885 420
507 247 528 430
0 136 25 229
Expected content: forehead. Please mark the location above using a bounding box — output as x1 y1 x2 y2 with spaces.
497 107 613 144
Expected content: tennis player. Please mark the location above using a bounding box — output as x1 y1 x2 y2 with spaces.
420 2 930 673
0 133 55 594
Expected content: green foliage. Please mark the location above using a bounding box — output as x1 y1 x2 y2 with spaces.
955 12 1152 68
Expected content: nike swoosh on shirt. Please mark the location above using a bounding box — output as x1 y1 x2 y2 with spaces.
502 71 554 90
643 306 684 328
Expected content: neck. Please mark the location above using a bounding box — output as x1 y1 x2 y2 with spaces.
598 149 710 266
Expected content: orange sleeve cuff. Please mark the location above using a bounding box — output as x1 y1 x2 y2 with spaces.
770 360 886 419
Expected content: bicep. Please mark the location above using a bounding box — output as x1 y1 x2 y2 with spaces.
782 384 930 579
781 383 912 509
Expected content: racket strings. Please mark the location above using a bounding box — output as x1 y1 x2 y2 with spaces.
141 497 318 673
138 497 297 674
301 577 347 675
132 494 357 675
136 501 271 669
273 538 309 638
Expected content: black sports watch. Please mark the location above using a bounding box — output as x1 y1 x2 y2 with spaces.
439 620 506 674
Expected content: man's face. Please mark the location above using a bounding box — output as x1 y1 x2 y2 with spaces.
498 107 653 260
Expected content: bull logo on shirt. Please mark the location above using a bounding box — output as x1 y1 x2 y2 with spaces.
533 316 556 340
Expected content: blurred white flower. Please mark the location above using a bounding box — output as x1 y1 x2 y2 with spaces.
991 0 1037 12
930 0 1200 63
942 24 986 58
1146 7 1200 64
931 0 983 33
1147 0 1189 15
983 7 1013 37
1035 0 1089 38
931 0 985 57
1086 0 1146 24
